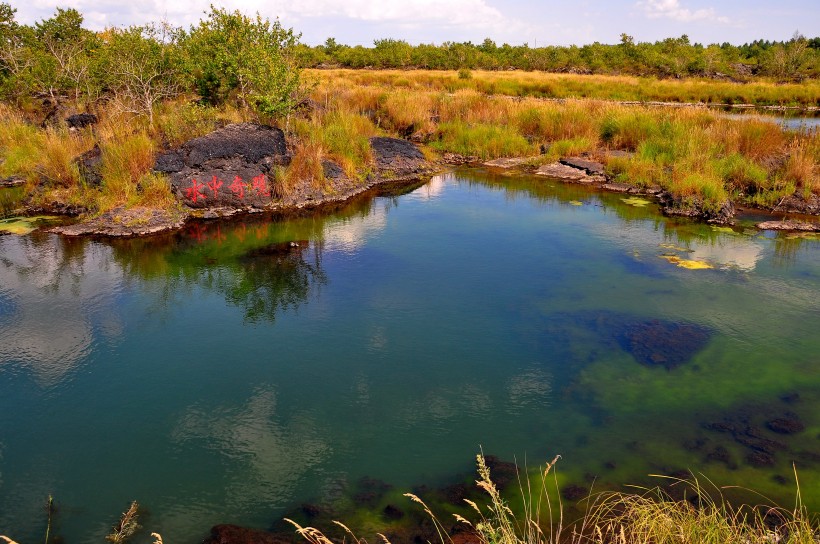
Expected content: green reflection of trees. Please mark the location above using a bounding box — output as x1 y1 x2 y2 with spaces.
772 232 820 267
105 197 388 322
213 240 326 322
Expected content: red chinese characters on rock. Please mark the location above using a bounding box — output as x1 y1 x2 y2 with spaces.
186 174 271 202
207 175 223 196
185 179 206 203
229 176 245 200
252 174 271 197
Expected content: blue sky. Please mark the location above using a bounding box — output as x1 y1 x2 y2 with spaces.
9 0 819 46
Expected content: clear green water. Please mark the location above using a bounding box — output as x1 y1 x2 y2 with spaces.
1 170 819 543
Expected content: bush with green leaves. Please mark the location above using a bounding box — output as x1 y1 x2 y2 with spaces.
181 6 302 118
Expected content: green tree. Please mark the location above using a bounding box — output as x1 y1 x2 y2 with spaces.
96 23 183 122
182 6 302 118
762 32 810 80
33 7 98 100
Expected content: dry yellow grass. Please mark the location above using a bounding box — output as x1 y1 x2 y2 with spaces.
306 68 820 106
281 137 327 196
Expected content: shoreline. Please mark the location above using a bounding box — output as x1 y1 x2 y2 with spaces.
4 160 817 237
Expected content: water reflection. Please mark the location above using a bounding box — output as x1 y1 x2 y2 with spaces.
171 388 331 510
1 170 819 544
324 204 388 253
0 235 124 386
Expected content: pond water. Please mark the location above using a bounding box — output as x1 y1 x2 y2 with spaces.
719 110 820 131
1 170 820 544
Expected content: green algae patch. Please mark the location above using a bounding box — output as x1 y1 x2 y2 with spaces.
659 254 714 270
0 215 62 235
569 200 583 206
621 197 652 207
711 226 737 235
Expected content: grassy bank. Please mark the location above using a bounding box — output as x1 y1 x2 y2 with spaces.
288 454 819 544
307 69 820 108
0 73 818 222
310 77 819 213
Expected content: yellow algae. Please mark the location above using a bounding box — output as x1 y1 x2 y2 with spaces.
621 197 651 207
0 216 60 235
659 242 693 252
710 226 737 235
659 254 713 270
785 232 820 240
569 200 583 206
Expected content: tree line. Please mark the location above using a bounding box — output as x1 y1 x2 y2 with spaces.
296 33 820 80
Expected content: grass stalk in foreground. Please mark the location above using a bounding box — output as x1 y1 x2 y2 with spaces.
287 454 819 544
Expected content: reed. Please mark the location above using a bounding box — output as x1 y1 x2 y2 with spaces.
286 455 819 544
98 131 156 207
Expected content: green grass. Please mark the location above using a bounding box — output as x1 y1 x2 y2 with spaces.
432 122 536 160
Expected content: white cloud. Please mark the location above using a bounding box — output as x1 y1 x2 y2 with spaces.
15 0 534 43
636 0 729 24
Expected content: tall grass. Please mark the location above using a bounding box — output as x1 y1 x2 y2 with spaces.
286 454 819 544
98 131 156 208
281 137 327 196
306 69 820 107
297 109 376 180
432 122 535 160
1 71 817 218
588 471 817 544
0 108 92 188
311 76 818 212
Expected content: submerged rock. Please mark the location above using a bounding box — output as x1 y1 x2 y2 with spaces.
746 451 775 468
204 524 291 544
561 484 588 501
619 319 712 369
352 476 393 508
766 413 805 435
484 455 518 490
383 504 405 520
155 123 290 209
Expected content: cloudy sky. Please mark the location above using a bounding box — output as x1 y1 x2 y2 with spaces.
8 0 819 46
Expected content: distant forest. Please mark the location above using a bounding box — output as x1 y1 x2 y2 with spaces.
295 34 820 80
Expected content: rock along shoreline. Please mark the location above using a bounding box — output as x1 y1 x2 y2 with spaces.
474 151 820 232
50 124 439 237
10 122 816 237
